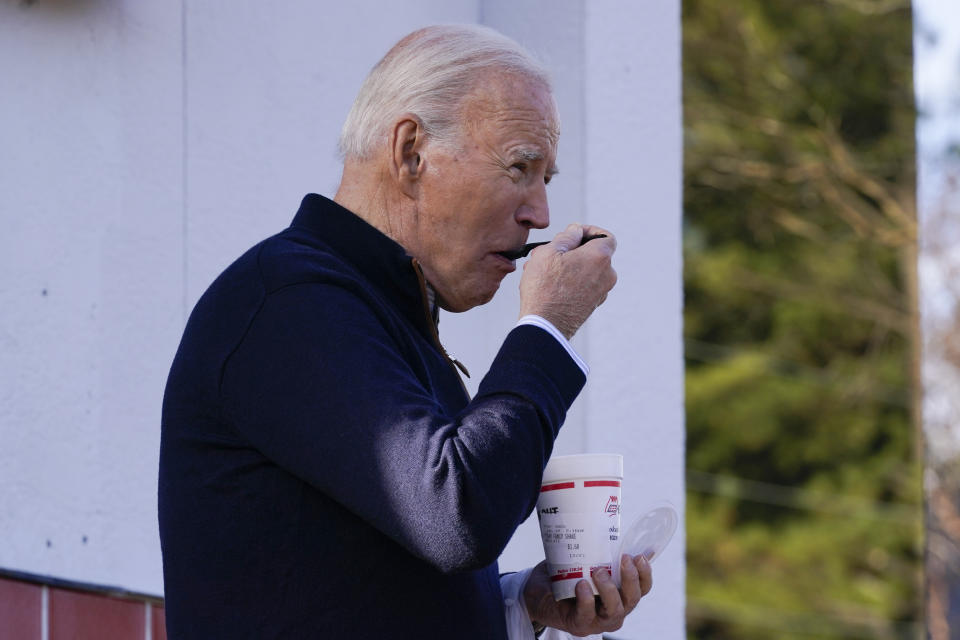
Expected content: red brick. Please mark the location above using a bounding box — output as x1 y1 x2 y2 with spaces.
151 603 166 640
0 577 42 640
49 588 144 640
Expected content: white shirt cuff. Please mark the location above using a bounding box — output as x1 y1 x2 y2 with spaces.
516 315 589 376
501 568 537 640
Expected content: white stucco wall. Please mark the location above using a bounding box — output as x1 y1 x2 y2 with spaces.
0 1 682 637
446 3 686 638
0 0 185 596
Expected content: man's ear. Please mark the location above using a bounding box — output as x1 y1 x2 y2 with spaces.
390 115 425 198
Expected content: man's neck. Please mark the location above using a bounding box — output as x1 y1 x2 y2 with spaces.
335 160 438 315
333 160 400 242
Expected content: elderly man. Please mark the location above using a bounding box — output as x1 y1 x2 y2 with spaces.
159 24 651 639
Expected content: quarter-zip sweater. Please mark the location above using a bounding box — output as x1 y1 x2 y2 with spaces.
159 194 586 639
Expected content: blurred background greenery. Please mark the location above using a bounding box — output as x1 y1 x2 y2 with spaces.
682 1 925 637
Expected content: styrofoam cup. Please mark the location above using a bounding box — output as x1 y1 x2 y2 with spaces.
536 453 623 600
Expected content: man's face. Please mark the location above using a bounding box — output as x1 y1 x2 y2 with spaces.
409 74 559 312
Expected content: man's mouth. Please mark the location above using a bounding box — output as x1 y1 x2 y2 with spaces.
496 245 530 261
492 250 520 269
496 242 547 261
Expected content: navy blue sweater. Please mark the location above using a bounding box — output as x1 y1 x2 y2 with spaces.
159 194 585 638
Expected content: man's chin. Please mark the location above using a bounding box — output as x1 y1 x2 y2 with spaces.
437 284 500 313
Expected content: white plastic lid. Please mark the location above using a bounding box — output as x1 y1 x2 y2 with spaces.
612 502 679 587
541 453 623 484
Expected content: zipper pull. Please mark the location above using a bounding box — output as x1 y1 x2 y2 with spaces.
450 356 471 378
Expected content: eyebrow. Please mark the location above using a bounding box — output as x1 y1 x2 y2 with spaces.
512 148 559 177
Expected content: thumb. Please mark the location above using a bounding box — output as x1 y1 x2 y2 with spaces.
552 224 584 254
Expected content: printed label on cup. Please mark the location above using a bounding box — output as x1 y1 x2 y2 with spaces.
539 512 613 565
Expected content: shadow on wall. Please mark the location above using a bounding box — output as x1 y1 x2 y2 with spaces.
15 0 104 12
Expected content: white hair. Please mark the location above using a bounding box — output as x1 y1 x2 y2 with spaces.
338 24 553 160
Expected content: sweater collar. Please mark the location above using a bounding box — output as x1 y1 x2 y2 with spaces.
289 193 437 337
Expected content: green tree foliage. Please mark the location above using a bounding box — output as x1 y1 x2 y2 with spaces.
683 1 923 637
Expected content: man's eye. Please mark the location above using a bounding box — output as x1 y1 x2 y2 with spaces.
544 174 552 185
511 162 528 173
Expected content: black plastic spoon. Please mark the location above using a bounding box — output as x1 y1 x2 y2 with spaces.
498 233 608 261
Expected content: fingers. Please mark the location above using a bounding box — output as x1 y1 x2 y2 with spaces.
580 223 613 239
517 221 618 339
572 579 598 629
619 554 653 613
560 558 652 636
577 224 616 256
592 566 626 631
638 554 653 597
551 223 585 253
549 223 616 255
553 223 617 296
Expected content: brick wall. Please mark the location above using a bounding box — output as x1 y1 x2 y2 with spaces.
0 576 165 640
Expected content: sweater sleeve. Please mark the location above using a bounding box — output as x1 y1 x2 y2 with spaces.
219 282 585 573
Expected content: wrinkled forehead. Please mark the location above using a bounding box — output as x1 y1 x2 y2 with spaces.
460 71 560 147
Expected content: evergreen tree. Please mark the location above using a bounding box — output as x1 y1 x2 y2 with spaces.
683 1 922 637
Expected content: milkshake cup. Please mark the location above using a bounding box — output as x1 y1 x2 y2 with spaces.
536 454 623 600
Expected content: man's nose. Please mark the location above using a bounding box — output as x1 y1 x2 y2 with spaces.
516 184 550 229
